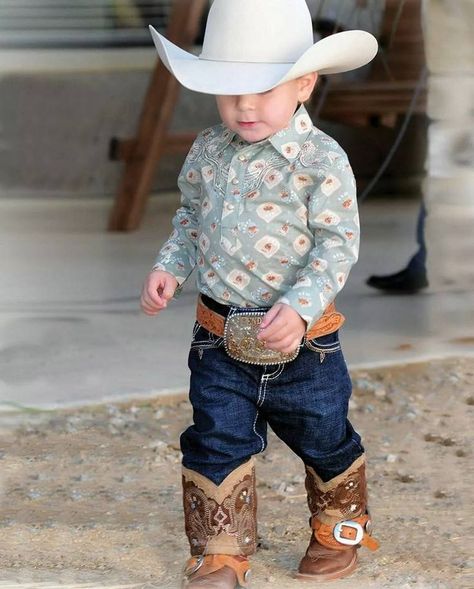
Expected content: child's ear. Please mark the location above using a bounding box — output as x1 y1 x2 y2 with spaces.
297 72 318 103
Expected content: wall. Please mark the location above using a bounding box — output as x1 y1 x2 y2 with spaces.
0 54 219 198
0 64 426 200
423 0 474 289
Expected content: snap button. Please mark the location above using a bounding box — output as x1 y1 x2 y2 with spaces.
232 178 239 185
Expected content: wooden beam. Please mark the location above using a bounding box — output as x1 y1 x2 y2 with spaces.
165 132 198 155
319 80 427 120
110 132 197 162
108 0 208 232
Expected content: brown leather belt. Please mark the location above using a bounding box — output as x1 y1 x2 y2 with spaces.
196 295 345 340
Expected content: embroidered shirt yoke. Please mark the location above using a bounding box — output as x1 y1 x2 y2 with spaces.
153 105 359 328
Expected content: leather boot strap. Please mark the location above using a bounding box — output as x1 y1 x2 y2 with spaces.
183 554 250 587
197 296 345 340
312 514 380 552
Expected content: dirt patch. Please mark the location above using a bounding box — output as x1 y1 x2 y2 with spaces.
449 337 474 346
0 358 473 588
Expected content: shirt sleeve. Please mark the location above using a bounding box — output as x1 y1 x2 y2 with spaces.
276 154 360 329
151 137 203 286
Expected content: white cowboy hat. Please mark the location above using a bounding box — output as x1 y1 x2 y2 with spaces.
149 0 378 96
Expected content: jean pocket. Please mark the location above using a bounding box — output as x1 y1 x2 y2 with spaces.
190 322 224 357
304 331 341 363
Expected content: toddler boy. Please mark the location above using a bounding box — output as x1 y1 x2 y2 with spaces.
141 1 379 586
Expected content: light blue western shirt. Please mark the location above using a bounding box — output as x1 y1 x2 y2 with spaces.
152 104 359 328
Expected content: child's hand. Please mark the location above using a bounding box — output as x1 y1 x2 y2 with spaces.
140 270 178 316
257 303 306 353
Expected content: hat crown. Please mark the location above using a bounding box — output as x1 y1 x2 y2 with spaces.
200 0 314 63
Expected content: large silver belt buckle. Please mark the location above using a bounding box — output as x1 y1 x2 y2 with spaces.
224 309 299 365
333 520 364 546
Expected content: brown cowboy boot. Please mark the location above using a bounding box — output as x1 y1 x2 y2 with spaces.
296 454 379 582
181 459 257 588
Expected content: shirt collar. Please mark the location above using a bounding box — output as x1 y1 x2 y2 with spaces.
268 104 314 161
217 104 314 162
214 126 236 153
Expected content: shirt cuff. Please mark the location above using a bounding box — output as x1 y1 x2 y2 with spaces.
150 263 186 298
276 290 326 331
151 264 183 283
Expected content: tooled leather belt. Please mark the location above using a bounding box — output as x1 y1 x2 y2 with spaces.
196 294 345 340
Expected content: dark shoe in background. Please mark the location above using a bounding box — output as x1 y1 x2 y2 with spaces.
366 267 428 294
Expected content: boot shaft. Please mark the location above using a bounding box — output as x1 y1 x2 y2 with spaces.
182 459 257 557
304 454 367 525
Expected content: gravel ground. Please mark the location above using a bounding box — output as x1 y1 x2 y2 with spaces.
0 357 473 589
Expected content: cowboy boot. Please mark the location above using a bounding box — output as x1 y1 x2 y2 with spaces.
181 458 257 588
296 454 379 582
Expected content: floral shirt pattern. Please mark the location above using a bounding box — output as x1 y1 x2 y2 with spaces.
152 104 359 328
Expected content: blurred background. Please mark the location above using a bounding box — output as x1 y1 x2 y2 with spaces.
0 0 426 199
0 0 473 409
1 5 473 587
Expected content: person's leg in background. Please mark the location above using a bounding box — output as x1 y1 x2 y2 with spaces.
367 202 428 293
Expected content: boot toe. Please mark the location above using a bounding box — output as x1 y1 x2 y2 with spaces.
296 533 358 582
184 565 239 588
297 548 358 581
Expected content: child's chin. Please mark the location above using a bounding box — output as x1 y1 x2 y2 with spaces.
239 128 272 143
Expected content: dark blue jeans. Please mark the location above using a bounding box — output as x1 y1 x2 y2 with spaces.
181 323 364 485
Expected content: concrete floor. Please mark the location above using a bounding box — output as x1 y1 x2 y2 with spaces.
1 194 473 411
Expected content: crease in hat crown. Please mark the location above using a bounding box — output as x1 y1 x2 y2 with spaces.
148 0 379 95
199 0 314 64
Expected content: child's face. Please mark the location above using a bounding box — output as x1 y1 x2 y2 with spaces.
215 73 318 143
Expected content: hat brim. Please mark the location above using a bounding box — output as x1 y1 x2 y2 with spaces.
149 26 378 95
